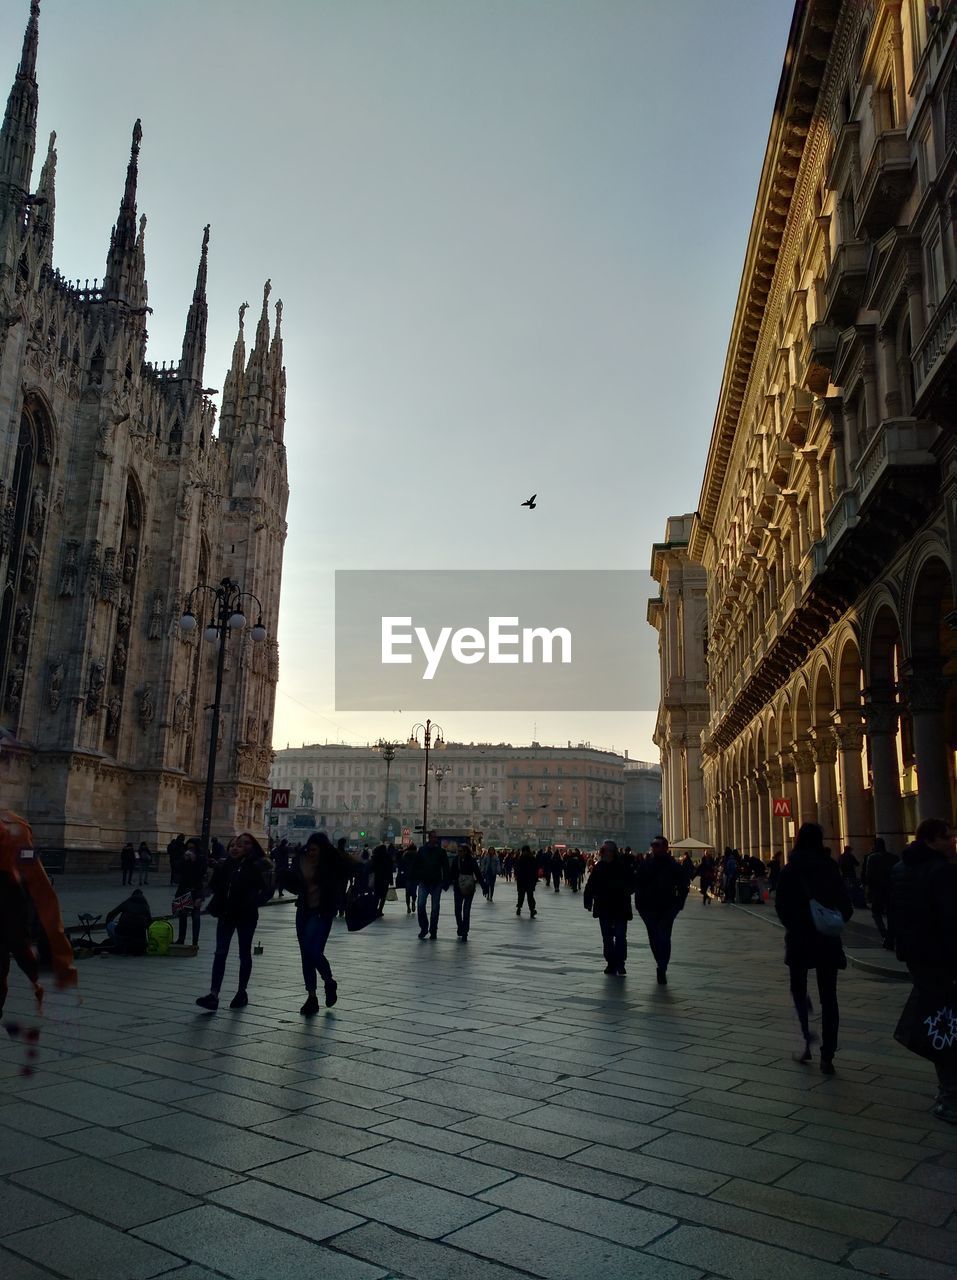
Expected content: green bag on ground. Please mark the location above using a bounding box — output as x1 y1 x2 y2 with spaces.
147 919 174 956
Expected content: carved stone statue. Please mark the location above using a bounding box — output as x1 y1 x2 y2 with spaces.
99 548 117 603
245 715 258 744
47 661 64 712
173 692 190 734
20 541 39 591
123 545 137 583
59 540 79 596
28 483 45 537
148 592 163 640
117 589 131 635
6 664 24 712
300 778 314 807
12 604 30 655
106 695 122 738
112 637 127 681
138 685 154 728
0 485 10 555
86 543 101 596
85 657 105 716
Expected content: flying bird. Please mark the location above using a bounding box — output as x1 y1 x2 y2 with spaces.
521 493 537 510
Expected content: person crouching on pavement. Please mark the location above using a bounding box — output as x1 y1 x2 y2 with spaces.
283 832 351 1014
634 835 688 985
196 833 272 1012
105 888 152 954
583 840 634 975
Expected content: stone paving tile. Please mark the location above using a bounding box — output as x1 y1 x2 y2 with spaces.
569 1142 730 1194
793 1121 945 1164
331 1220 538 1280
175 1091 291 1128
649 1109 778 1145
647 1223 858 1279
351 1138 514 1194
846 1245 957 1278
628 1185 853 1262
133 1204 384 1280
370 1117 485 1153
17 1082 173 1129
710 1177 895 1242
450 1114 591 1157
687 1087 802 1119
784 1106 929 1141
51 1125 150 1157
0 1102 91 1138
444 1208 703 1280
885 1220 957 1265
327 1173 497 1238
465 1141 645 1200
0 1183 73 1235
305 1101 396 1130
111 1147 245 1195
548 1088 672 1125
775 1160 954 1225
273 1077 406 1110
122 1112 306 1172
510 1103 660 1149
755 1130 918 1179
478 1175 675 1247
118 1079 213 1104
250 1149 388 1199
5 1214 182 1279
13 1154 199 1228
429 1066 567 1100
637 1131 799 1183
252 1113 389 1156
394 1078 540 1119
209 1178 365 1239
0 1243 60 1279
0 1127 73 1175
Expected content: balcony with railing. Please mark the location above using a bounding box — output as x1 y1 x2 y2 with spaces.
912 279 957 412
855 129 912 239
821 239 869 328
857 417 940 512
782 384 814 445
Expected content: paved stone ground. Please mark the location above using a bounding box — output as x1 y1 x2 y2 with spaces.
1 878 955 1280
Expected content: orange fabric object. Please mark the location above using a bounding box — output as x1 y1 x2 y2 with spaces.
0 809 77 989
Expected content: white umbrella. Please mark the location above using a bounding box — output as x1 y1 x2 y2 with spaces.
669 836 714 851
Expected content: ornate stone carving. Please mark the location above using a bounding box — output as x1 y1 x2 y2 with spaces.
0 486 12 555
20 541 38 592
99 548 117 603
832 721 864 752
791 741 816 774
138 685 155 728
12 604 30 655
901 668 951 717
148 592 164 640
28 483 45 537
111 636 127 682
51 485 64 516
117 589 131 635
85 657 105 716
266 640 279 683
59 540 79 596
863 699 900 736
810 732 838 766
47 661 64 712
106 695 121 738
86 542 101 596
245 715 258 744
123 545 136 583
5 664 24 712
172 692 190 734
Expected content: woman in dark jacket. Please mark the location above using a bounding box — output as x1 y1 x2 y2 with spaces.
196 833 272 1012
775 822 853 1074
449 844 482 942
174 838 207 947
583 841 634 975
282 831 351 1014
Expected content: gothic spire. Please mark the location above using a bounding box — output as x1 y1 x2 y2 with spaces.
0 0 41 217
220 299 248 434
103 119 147 308
180 223 209 384
242 279 273 429
269 299 286 443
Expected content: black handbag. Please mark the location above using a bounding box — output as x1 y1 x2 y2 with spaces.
894 984 957 1065
345 890 378 932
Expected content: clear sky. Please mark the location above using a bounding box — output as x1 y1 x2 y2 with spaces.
3 0 795 761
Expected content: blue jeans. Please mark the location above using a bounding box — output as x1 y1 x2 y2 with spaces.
417 883 442 936
639 910 676 971
453 885 475 936
599 917 627 969
210 916 257 994
296 910 334 990
485 874 497 900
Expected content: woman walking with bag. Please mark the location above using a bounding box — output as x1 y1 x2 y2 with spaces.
583 840 634 975
450 842 482 941
173 838 207 947
195 833 272 1011
282 832 351 1014
775 822 853 1074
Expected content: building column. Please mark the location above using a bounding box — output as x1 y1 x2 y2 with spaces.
832 715 870 852
686 740 705 840
863 690 904 851
731 781 743 851
793 739 818 826
823 396 849 492
878 324 901 418
862 348 879 439
765 759 783 854
901 662 953 823
811 728 839 849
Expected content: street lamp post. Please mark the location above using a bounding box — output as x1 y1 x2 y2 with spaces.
376 739 398 838
462 783 484 841
432 766 449 823
180 577 266 851
410 720 444 840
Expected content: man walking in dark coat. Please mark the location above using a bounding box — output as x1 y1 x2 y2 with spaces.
862 837 897 948
515 846 539 918
634 836 688 985
583 841 633 975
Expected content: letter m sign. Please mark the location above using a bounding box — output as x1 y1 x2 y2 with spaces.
772 797 792 818
271 789 290 809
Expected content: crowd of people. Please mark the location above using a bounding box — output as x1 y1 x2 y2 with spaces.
3 806 956 1130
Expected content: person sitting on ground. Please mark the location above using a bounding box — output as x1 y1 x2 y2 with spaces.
104 888 152 955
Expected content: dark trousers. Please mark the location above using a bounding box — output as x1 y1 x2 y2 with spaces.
405 880 417 912
640 911 676 971
417 884 442 935
598 916 627 970
0 941 40 1011
517 885 536 914
121 868 133 885
296 909 334 990
789 962 839 1060
374 882 389 916
453 886 475 936
210 917 257 995
177 907 202 946
871 902 893 944
485 874 497 900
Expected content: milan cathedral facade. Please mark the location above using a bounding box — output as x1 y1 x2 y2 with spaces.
0 1 289 847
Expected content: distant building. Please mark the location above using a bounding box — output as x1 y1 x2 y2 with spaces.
623 760 662 851
269 741 628 848
648 515 710 844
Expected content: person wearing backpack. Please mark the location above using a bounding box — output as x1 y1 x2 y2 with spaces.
449 842 482 941
195 833 273 1011
888 818 957 1124
412 831 449 940
775 822 853 1075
